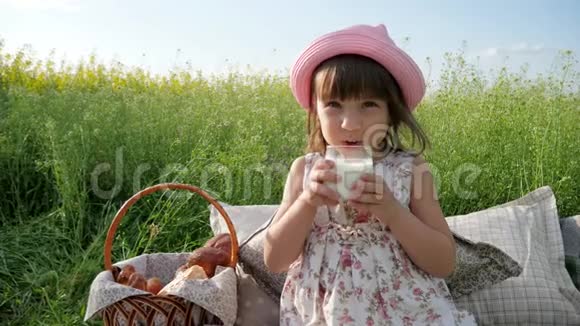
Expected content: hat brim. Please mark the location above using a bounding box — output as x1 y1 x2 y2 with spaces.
290 30 425 111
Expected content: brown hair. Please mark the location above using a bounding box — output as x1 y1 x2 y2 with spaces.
306 54 431 158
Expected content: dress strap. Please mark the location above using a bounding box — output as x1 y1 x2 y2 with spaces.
377 150 416 208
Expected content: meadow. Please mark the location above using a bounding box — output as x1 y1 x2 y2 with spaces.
0 40 578 324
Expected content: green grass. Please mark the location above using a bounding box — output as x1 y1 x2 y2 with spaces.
0 40 578 324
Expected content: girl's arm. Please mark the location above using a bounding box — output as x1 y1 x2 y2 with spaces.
386 156 456 278
263 156 318 273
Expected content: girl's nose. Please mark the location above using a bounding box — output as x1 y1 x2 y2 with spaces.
341 111 362 131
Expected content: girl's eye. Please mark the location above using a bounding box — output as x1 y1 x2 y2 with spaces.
362 101 379 108
326 101 341 108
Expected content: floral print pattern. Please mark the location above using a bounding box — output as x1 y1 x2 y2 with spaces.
280 151 477 325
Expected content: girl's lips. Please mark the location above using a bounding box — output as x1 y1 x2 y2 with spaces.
343 141 362 146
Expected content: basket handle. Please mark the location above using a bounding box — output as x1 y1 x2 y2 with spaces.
104 183 239 271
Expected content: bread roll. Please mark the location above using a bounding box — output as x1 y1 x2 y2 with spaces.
117 264 136 285
187 247 229 277
183 265 208 280
204 233 232 255
128 272 147 291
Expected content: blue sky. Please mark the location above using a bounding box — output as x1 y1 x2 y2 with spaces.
1 0 579 85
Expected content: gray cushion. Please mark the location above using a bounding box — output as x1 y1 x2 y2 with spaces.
237 223 287 304
560 215 580 290
235 265 280 326
447 186 580 325
560 216 580 257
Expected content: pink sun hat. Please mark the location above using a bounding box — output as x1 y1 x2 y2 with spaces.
289 23 426 111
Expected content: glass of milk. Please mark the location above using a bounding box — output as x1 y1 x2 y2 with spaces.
325 145 374 200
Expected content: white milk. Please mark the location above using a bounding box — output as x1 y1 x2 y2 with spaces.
332 158 374 200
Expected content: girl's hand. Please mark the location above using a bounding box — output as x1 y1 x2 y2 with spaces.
300 159 341 207
346 173 400 227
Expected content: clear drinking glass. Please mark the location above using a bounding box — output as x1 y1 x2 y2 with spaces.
325 145 374 200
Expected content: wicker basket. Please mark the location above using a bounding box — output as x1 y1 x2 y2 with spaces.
100 183 240 325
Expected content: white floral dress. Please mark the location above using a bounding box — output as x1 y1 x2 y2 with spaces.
280 151 477 326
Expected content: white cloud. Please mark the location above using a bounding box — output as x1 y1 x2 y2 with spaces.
481 42 546 57
511 42 528 52
0 0 81 12
485 47 498 57
531 43 545 52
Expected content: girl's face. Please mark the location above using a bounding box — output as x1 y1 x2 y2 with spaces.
315 96 390 148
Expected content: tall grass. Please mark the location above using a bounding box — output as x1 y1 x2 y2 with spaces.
0 39 578 324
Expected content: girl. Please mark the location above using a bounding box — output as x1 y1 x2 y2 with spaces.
263 24 477 325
